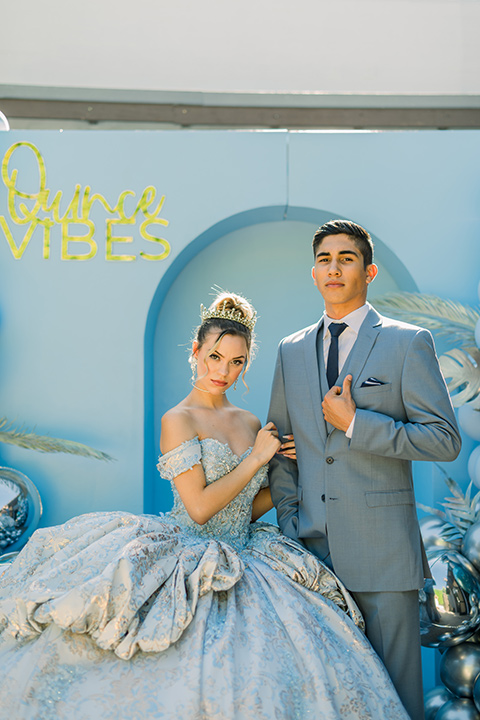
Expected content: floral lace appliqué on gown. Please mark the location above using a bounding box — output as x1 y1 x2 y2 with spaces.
0 438 409 720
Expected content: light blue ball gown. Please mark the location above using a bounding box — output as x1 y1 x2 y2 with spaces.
0 438 409 719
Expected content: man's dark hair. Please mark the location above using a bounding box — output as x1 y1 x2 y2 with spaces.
312 220 374 268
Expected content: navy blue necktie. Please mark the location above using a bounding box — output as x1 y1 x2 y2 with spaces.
326 323 347 388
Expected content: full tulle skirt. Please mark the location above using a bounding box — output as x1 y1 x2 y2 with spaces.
0 512 408 719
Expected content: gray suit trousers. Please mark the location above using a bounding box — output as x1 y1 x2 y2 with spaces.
352 590 424 720
303 536 423 720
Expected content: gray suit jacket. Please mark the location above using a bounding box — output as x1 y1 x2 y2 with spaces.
268 305 461 592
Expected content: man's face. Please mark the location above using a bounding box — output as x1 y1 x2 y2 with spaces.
311 233 378 318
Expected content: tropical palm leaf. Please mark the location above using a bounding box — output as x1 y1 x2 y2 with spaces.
416 503 463 548
438 525 463 549
417 469 480 541
372 293 479 349
439 347 480 407
416 503 447 521
0 418 113 461
443 472 469 501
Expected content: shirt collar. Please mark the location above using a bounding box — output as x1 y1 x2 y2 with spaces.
323 303 370 338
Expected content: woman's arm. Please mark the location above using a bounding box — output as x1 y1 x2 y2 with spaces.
161 412 281 525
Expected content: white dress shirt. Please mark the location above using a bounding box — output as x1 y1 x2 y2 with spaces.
323 303 370 437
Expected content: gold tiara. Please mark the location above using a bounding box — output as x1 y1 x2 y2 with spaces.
200 303 257 332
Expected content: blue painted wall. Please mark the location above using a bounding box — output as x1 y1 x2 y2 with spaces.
1 128 479 691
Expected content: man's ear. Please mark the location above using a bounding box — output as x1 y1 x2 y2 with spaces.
366 263 378 284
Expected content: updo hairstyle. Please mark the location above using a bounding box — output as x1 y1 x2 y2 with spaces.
190 291 257 386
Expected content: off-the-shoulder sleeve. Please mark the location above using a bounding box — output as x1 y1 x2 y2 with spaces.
156 437 202 481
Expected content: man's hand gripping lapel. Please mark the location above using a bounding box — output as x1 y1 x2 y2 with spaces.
322 375 356 433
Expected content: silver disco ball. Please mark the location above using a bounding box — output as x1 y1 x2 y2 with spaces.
424 686 454 720
0 467 42 554
463 524 480 573
436 698 480 720
420 549 480 648
440 643 480 697
420 515 457 552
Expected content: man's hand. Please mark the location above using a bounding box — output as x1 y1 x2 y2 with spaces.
277 434 296 460
322 375 356 432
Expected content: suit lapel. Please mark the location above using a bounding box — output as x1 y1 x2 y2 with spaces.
303 319 328 442
338 306 383 389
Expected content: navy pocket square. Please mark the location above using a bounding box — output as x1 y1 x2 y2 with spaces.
360 377 386 387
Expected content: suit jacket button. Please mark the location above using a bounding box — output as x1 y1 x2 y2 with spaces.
321 494 326 502
326 456 334 464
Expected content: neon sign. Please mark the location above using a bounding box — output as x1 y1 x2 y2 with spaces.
0 142 170 261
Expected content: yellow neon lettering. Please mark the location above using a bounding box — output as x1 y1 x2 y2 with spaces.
43 184 83 224
139 218 170 261
116 190 137 221
2 142 47 224
83 191 117 217
1 143 170 262
61 221 97 261
139 188 164 220
40 218 55 259
105 218 136 261
0 216 39 259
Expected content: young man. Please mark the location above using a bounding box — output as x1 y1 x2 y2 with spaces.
268 219 461 720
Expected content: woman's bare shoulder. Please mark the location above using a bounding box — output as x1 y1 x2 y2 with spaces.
160 405 197 454
233 407 262 433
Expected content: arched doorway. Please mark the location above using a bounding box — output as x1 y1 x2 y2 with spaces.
144 207 417 513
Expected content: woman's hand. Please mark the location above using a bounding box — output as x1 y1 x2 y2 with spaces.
250 422 282 465
162 412 278 526
277 434 296 461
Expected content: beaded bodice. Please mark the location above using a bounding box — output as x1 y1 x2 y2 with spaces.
157 437 268 549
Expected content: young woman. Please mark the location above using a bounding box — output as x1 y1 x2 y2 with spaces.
0 292 409 719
